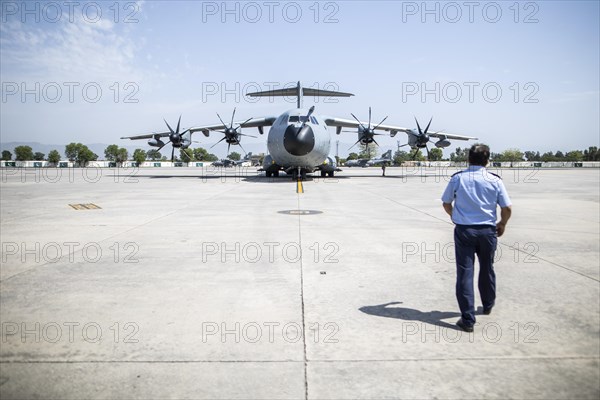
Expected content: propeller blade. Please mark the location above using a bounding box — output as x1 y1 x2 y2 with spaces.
210 136 227 149
426 145 430 160
164 118 175 135
238 133 257 138
414 117 422 135
424 117 433 135
411 148 420 160
171 146 175 163
230 108 236 128
348 139 362 151
372 137 380 147
368 107 372 129
373 116 389 130
176 115 181 134
351 113 366 131
157 142 168 151
236 117 253 130
238 142 247 156
216 112 227 128
227 142 231 156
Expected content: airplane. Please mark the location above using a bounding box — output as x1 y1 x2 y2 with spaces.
121 82 478 179
366 150 393 167
212 152 253 168
345 158 370 168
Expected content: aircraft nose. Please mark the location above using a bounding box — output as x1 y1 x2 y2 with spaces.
283 124 315 156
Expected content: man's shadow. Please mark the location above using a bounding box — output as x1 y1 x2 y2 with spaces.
359 302 462 330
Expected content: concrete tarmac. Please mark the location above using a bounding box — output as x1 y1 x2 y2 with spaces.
1 166 598 399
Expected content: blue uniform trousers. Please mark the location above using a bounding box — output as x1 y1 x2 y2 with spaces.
454 224 497 326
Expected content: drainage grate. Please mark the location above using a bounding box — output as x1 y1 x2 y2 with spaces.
69 203 102 210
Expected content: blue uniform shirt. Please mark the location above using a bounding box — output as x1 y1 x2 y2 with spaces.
441 165 512 226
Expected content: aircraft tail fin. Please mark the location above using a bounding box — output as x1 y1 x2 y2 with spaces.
246 81 354 108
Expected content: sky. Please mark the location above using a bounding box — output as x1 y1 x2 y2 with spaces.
1 0 599 158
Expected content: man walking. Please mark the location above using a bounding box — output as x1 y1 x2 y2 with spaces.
441 144 512 332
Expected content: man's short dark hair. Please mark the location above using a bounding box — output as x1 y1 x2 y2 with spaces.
469 144 490 166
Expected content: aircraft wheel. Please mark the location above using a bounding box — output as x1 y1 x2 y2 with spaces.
301 170 307 180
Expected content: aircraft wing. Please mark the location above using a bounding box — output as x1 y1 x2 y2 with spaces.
121 131 171 140
188 116 277 137
417 131 478 141
121 116 278 140
323 116 477 141
322 116 411 137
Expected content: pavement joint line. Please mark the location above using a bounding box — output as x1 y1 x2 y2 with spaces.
366 189 600 283
0 186 240 285
296 191 309 400
1 356 597 364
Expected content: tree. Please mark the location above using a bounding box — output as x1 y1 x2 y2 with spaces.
555 151 565 160
14 146 34 161
47 150 61 165
116 148 128 164
428 148 443 161
33 152 45 161
500 148 524 162
393 150 410 165
64 143 97 166
541 152 555 162
104 144 119 161
565 150 584 161
132 149 147 165
193 147 211 161
2 150 12 161
228 151 241 161
524 151 537 161
205 153 219 162
65 143 80 162
147 149 162 161
584 146 599 161
347 152 359 160
450 147 468 162
180 148 194 162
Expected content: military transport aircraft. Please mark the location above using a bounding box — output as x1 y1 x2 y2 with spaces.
121 82 477 179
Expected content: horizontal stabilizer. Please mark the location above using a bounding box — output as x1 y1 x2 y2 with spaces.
246 81 353 108
247 87 354 98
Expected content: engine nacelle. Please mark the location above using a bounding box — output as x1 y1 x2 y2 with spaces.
148 138 165 147
435 139 451 148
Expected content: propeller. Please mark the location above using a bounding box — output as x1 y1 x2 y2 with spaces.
347 107 388 150
396 117 437 160
156 115 191 162
209 108 256 156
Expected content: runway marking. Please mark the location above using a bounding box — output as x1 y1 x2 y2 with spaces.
296 178 304 194
69 203 101 210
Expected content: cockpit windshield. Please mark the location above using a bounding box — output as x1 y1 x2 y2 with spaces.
288 115 318 124
288 116 309 123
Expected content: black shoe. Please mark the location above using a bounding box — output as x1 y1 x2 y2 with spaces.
456 318 474 332
483 307 493 315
